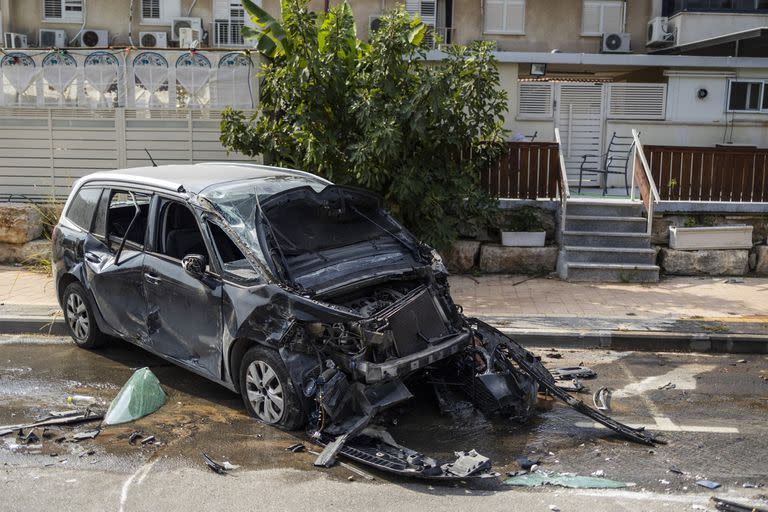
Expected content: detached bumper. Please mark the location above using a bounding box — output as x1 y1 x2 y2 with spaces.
356 329 471 383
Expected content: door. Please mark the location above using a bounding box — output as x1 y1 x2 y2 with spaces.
83 189 151 341
555 83 605 188
142 197 223 380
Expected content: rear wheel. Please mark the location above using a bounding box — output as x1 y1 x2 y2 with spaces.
63 282 107 349
239 345 304 430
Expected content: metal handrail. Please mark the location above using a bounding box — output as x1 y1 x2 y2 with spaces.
631 129 660 203
554 128 570 200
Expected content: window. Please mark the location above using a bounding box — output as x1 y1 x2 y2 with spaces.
484 0 525 35
214 0 255 46
65 187 102 230
727 80 766 111
156 201 208 261
607 83 667 120
107 190 151 250
517 81 553 118
582 0 623 36
43 0 83 22
208 221 259 281
140 0 181 24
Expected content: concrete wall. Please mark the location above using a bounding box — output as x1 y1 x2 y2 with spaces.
668 11 768 46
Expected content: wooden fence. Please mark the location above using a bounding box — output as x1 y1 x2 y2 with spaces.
481 142 561 200
645 145 768 202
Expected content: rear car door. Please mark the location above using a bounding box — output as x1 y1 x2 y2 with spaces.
142 196 223 380
82 188 151 341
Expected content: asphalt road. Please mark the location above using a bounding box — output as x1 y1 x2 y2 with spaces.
0 334 766 512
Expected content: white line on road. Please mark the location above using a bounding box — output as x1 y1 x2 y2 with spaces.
575 419 739 434
118 459 158 512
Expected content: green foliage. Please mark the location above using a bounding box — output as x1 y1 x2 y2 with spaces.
221 0 508 250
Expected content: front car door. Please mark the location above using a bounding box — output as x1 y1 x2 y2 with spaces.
142 196 223 380
83 188 151 342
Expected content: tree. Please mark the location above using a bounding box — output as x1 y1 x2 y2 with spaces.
220 0 508 250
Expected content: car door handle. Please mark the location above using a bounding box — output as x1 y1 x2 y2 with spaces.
84 252 103 263
144 273 162 285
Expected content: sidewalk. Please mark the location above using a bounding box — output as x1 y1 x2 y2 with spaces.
2 265 767 352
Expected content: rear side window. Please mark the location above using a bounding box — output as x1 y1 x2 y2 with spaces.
107 190 151 249
65 187 102 230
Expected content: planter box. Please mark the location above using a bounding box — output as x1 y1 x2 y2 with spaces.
669 225 753 250
501 231 546 247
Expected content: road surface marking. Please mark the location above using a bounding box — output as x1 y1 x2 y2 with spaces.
575 420 739 434
118 459 158 512
613 364 716 398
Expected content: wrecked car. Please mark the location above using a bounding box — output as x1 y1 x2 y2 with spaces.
53 163 657 479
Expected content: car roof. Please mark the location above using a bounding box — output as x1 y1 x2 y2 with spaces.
76 163 331 194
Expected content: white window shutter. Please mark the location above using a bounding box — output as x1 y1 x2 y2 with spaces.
420 0 437 26
484 0 505 33
142 0 160 19
608 83 667 120
44 0 62 18
581 1 600 35
518 82 554 118
505 0 524 34
161 0 181 21
602 2 623 33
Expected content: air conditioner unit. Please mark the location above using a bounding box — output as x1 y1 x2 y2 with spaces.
39 29 66 48
178 27 201 48
170 17 202 41
647 16 674 47
602 32 630 53
80 29 108 47
4 32 28 48
139 31 168 48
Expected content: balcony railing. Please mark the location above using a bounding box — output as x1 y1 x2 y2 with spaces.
0 48 256 110
664 0 768 15
481 141 562 200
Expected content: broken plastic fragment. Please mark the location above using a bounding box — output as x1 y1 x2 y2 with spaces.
72 430 100 441
503 472 628 489
696 479 721 490
202 452 237 474
104 368 167 425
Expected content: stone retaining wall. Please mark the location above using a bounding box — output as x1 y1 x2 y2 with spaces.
652 212 768 277
0 204 51 265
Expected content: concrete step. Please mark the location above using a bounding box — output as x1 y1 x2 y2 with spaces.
565 215 647 233
562 231 651 248
566 200 643 217
565 262 660 283
563 246 657 265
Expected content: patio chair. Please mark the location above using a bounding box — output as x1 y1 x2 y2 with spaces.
577 132 636 195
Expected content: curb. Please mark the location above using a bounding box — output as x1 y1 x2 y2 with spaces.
1 315 767 354
501 328 768 354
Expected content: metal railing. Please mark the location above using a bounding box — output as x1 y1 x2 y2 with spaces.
631 129 660 235
554 127 570 235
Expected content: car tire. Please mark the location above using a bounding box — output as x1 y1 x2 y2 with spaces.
62 282 108 349
239 345 304 430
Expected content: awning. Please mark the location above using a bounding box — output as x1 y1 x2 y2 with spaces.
651 27 768 57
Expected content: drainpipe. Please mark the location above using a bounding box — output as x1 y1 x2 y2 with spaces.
0 0 10 35
622 0 628 33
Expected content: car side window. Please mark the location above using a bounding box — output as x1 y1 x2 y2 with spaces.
64 187 102 231
107 190 151 250
156 200 209 262
207 221 260 282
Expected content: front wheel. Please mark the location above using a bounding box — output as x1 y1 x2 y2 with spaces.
239 345 305 430
62 282 107 349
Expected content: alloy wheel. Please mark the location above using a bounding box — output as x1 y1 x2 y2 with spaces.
245 360 285 424
66 292 90 341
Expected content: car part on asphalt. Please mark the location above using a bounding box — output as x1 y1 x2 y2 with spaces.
0 410 103 437
712 497 768 512
286 443 306 453
104 368 167 425
516 455 539 470
72 429 100 441
128 431 143 445
202 452 238 474
140 435 156 445
551 366 597 380
593 387 612 411
696 479 722 489
52 164 663 480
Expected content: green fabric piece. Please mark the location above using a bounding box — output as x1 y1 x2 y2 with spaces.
503 473 628 489
104 367 167 425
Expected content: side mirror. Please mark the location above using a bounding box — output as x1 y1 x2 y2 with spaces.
182 254 207 278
